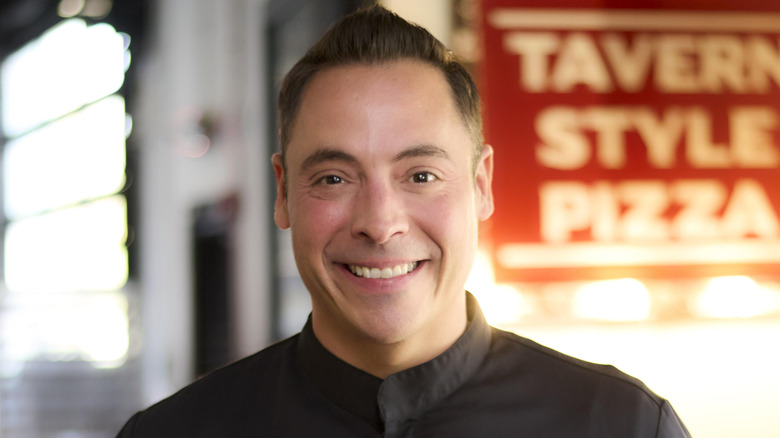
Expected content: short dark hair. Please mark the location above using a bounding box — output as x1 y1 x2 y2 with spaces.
276 5 483 171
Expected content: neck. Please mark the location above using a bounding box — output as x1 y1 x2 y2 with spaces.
312 300 468 379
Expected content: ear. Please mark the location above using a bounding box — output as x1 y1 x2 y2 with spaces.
475 145 495 221
271 153 291 229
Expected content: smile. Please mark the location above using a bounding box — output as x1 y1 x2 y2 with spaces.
348 261 419 279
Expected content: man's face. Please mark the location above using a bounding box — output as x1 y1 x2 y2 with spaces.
273 60 493 351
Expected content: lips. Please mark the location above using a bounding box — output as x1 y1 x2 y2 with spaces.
347 261 419 279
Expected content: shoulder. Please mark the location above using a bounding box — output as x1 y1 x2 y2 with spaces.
117 334 300 437
457 327 691 437
172 333 299 401
490 327 662 403
483 326 671 426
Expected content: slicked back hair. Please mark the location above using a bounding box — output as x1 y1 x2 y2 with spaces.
276 5 483 173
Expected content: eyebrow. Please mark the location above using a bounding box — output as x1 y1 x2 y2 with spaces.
299 148 359 172
299 144 450 172
392 144 450 162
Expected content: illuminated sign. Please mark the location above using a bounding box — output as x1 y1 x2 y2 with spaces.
480 0 780 282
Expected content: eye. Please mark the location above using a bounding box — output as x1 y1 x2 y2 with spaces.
319 175 344 185
410 172 438 184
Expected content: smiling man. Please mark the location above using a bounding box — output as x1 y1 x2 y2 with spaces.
272 57 493 379
116 5 690 437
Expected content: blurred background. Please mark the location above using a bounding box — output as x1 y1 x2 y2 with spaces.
0 0 778 437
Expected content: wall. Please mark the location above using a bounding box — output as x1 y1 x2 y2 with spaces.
132 0 272 404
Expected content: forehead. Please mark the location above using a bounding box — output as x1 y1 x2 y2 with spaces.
303 59 450 103
286 60 470 164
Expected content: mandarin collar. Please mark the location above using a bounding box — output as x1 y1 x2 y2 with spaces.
297 292 492 429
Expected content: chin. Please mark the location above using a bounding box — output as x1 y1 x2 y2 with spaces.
354 308 421 345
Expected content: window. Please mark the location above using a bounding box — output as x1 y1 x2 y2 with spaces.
0 17 137 436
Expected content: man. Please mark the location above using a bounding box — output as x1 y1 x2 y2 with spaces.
117 5 691 437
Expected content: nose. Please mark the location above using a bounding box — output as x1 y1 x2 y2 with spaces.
351 179 409 244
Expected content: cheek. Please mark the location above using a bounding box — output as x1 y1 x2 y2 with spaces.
412 191 478 250
290 197 351 247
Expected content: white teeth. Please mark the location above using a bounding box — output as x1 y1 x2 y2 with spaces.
348 262 418 279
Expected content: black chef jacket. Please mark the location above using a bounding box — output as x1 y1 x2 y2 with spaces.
116 293 691 437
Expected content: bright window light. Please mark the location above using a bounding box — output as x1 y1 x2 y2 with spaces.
0 19 127 137
692 276 780 319
3 96 127 218
572 278 652 322
4 196 128 293
0 291 129 370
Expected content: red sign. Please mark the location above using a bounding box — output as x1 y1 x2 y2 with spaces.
480 0 780 282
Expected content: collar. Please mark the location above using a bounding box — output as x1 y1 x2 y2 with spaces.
297 292 492 429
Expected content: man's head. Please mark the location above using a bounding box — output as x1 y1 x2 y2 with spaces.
277 5 483 174
272 5 493 377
